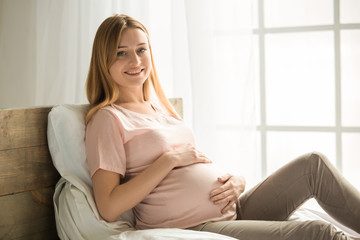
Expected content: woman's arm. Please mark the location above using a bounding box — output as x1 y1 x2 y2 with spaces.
92 144 211 222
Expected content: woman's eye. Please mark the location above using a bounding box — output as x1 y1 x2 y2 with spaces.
117 51 126 57
138 48 147 53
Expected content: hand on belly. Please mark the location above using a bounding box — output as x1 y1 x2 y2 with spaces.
134 163 237 229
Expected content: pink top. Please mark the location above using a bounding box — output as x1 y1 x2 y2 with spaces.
85 103 236 229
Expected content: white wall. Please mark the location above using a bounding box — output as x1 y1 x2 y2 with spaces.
0 0 37 108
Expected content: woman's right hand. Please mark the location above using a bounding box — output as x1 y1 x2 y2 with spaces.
164 144 212 168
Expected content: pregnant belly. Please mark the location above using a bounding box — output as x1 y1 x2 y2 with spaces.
134 163 237 229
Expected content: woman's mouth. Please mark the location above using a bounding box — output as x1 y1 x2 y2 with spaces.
125 69 144 76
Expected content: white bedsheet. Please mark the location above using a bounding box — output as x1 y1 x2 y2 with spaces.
290 203 360 239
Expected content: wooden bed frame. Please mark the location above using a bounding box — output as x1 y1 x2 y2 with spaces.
0 98 182 240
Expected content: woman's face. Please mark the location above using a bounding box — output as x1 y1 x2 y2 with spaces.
109 27 152 90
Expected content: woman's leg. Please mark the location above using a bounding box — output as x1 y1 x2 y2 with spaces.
237 152 360 233
188 219 352 240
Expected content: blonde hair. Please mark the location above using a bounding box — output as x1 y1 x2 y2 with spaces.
85 14 180 124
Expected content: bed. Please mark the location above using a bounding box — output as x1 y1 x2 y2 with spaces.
0 98 359 240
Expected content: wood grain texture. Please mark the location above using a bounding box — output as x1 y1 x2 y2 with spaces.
0 187 58 240
0 145 60 196
0 107 52 151
0 106 59 239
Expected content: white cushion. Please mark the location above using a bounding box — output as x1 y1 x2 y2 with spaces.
47 104 92 187
47 104 136 225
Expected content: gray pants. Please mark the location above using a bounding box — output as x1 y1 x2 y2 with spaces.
188 152 360 240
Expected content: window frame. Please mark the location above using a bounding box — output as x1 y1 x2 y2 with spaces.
255 0 360 178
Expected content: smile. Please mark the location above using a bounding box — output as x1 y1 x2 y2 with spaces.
125 69 143 75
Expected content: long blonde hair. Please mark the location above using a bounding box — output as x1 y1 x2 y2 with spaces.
85 14 180 124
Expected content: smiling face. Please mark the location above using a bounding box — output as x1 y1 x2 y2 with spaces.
109 27 152 93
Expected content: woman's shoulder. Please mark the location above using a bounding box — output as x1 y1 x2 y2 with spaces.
91 105 116 118
87 105 125 127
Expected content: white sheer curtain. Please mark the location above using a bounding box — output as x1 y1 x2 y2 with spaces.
0 0 258 186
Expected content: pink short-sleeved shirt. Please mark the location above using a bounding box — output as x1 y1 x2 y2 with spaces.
85 103 236 229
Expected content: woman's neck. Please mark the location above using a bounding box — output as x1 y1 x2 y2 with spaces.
116 86 145 104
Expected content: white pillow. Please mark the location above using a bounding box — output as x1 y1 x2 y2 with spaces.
48 104 136 226
47 104 92 187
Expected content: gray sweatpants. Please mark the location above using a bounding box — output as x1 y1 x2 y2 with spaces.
188 152 360 240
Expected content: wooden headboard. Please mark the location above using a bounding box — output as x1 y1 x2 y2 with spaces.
0 98 182 240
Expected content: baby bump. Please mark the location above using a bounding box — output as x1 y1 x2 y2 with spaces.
134 163 237 229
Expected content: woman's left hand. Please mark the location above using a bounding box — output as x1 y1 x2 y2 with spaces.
210 174 246 214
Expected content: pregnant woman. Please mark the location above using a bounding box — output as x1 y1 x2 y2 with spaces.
85 14 360 240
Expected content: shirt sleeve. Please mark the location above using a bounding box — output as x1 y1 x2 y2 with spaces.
85 109 126 178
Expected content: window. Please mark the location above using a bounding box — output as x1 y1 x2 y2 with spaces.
256 0 360 190
211 0 360 190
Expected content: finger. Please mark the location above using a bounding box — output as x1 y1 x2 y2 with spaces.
221 201 236 214
195 150 211 162
210 186 225 197
217 173 232 183
210 180 233 197
198 156 212 163
195 149 208 159
210 189 234 203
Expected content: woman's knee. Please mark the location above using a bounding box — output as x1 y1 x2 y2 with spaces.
300 151 332 170
310 151 330 163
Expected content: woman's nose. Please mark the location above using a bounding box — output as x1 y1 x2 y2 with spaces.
128 51 140 66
